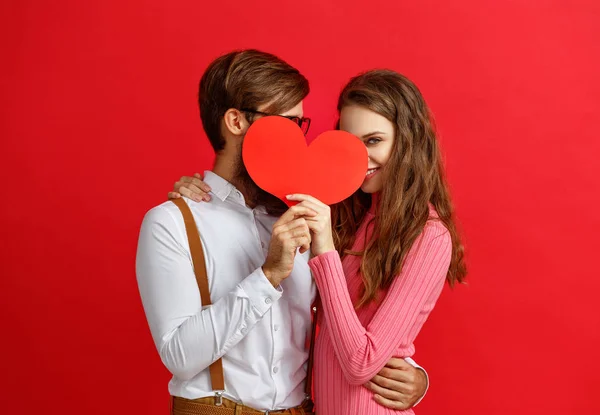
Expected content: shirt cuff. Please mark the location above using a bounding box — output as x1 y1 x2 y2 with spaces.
404 357 429 407
238 267 283 315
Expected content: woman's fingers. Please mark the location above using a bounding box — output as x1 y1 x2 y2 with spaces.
179 186 202 202
296 200 324 215
175 175 212 194
286 194 328 209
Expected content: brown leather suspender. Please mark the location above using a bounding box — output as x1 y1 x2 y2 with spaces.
172 198 225 393
305 297 319 399
172 197 318 403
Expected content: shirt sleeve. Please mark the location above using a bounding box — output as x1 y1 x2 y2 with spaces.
308 222 451 385
135 205 282 381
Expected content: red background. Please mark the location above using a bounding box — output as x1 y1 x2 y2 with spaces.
1 1 599 414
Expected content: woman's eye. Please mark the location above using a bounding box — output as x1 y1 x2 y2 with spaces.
366 138 381 145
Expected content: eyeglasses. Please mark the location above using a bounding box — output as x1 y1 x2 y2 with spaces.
240 109 311 136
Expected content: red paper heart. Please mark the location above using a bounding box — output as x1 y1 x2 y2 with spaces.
242 116 368 206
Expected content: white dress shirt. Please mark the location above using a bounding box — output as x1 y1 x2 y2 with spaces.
136 171 426 411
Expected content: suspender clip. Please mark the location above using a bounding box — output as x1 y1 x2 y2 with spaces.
214 391 224 406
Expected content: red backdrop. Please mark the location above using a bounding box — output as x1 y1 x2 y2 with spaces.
1 1 599 414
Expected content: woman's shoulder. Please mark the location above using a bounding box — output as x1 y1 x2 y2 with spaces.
423 204 451 242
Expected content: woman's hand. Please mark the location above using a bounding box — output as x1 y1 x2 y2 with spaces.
286 194 335 256
168 173 212 202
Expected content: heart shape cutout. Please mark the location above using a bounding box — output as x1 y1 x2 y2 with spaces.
242 116 368 206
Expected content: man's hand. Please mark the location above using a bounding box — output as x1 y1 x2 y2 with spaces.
364 358 428 410
262 205 317 287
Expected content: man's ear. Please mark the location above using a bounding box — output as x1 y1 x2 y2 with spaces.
223 108 250 137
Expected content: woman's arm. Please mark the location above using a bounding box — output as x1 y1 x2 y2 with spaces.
309 221 451 385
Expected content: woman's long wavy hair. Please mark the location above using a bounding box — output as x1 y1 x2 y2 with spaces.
332 70 467 308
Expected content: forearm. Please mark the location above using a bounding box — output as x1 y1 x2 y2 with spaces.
136 206 282 381
310 252 394 384
309 225 450 385
153 268 281 380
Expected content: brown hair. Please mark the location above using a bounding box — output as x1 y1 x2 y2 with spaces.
198 49 309 151
332 70 467 308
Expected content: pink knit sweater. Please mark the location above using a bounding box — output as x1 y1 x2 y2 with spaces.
308 203 452 415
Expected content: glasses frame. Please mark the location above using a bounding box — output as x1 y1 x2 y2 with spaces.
240 108 311 136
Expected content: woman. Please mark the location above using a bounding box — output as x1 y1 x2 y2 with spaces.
171 70 466 414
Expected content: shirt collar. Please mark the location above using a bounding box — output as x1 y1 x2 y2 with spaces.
203 171 270 213
203 171 237 202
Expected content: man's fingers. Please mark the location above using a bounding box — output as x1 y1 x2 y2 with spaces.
378 366 414 383
275 218 308 234
168 192 181 200
294 236 311 253
290 227 311 239
364 381 408 404
281 229 311 248
274 209 295 225
370 375 412 394
276 207 317 226
372 394 409 411
384 357 412 370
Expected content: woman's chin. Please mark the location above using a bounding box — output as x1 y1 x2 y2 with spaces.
360 181 381 194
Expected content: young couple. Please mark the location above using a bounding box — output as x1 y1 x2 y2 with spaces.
136 49 466 415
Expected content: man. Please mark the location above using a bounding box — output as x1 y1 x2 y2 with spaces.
136 49 427 414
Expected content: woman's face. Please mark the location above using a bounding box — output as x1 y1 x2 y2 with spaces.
339 105 395 194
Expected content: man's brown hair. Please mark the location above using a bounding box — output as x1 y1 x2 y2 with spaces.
199 49 309 152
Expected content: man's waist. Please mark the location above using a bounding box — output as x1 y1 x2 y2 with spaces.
171 396 314 415
169 376 307 411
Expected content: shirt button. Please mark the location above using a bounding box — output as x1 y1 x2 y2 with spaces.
274 325 280 332
273 367 279 374
265 297 272 304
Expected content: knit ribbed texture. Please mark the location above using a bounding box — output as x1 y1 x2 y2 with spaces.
308 208 452 415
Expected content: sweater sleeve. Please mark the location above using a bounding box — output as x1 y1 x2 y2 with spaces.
308 221 451 385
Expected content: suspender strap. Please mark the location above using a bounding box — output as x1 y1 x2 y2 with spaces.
171 198 225 392
305 295 320 398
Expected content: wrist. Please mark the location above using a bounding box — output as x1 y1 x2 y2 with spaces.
262 265 283 287
314 240 336 256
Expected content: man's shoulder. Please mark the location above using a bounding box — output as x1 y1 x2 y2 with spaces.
142 197 231 229
140 200 183 233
